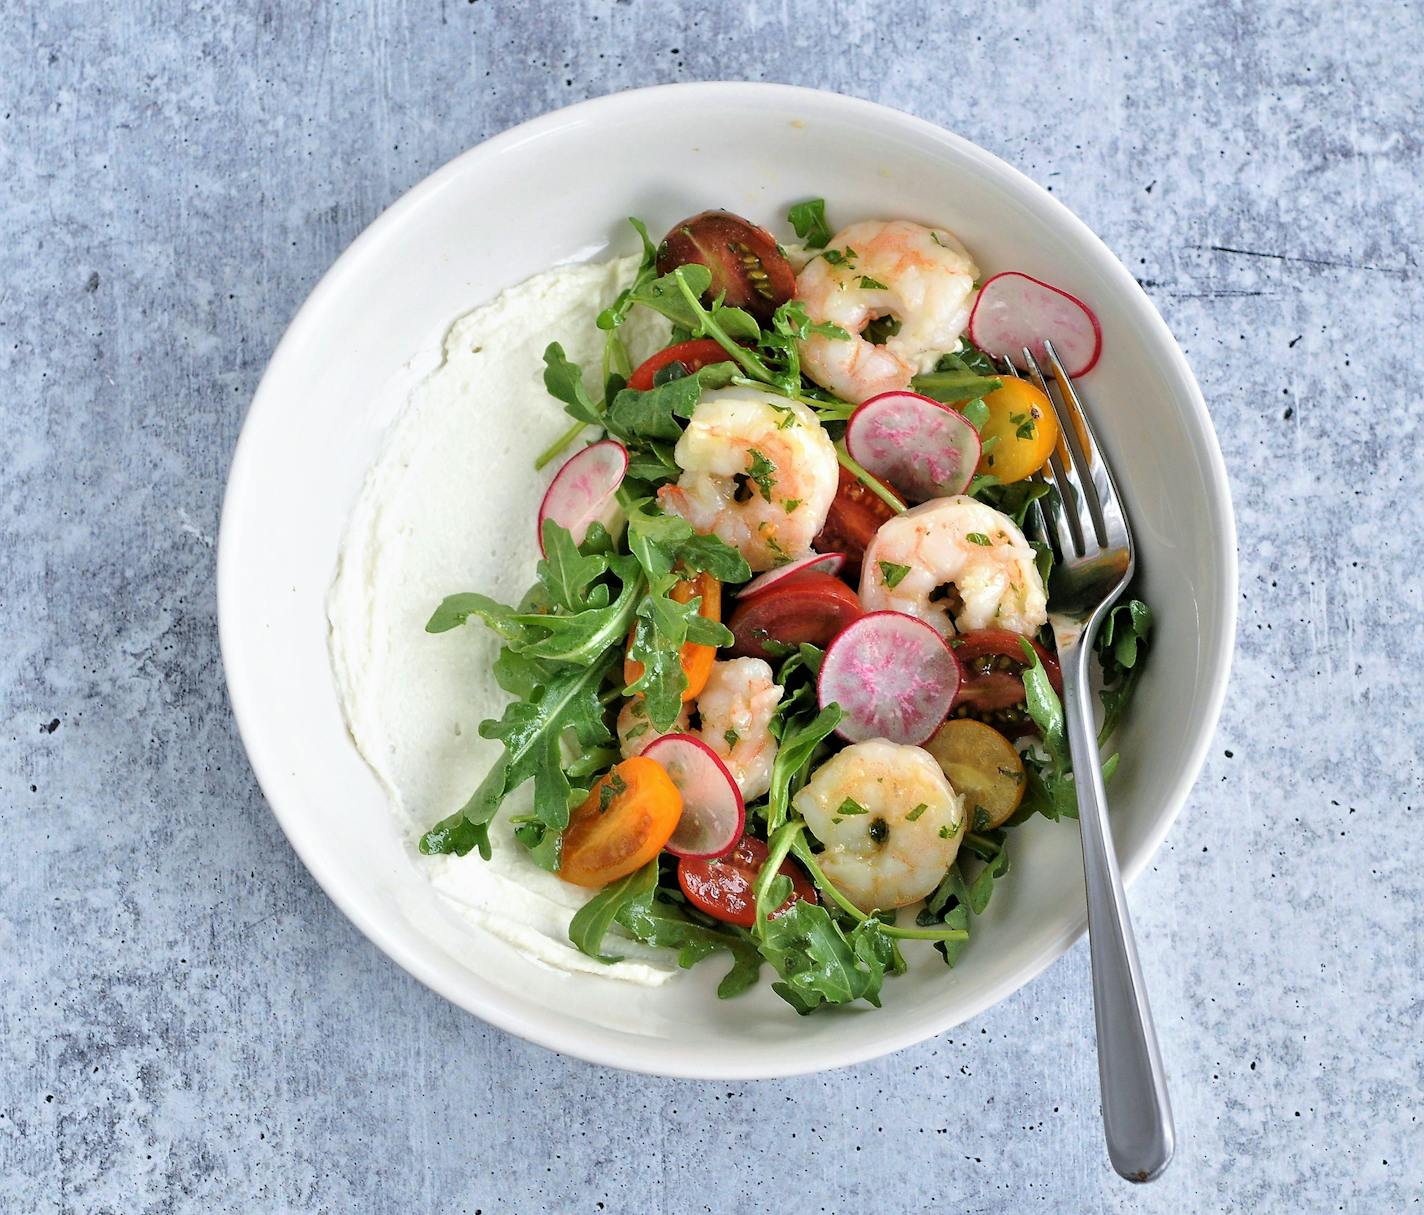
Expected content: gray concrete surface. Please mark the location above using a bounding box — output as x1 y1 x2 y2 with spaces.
3 1 1421 1210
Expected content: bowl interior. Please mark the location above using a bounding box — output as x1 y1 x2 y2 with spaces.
219 84 1235 1078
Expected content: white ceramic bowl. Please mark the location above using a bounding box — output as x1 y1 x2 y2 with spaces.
219 83 1236 1078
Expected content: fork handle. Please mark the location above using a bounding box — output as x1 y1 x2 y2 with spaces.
1060 641 1175 1182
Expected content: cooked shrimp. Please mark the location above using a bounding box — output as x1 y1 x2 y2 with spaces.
617 698 689 758
859 495 1047 636
795 220 979 403
792 739 964 911
658 386 839 573
695 658 783 801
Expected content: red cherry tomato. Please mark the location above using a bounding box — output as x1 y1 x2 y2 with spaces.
949 629 1064 738
812 465 901 578
626 339 731 392
727 570 863 659
678 834 817 928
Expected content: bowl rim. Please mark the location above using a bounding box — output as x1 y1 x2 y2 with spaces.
218 81 1238 1079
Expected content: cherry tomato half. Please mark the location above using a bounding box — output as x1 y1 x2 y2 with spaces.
560 757 684 889
626 339 731 393
812 465 900 578
678 834 817 927
656 211 797 325
948 629 1063 738
727 570 862 659
975 378 1060 484
923 719 1026 830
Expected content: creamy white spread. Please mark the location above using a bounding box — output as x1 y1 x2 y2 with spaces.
328 255 675 986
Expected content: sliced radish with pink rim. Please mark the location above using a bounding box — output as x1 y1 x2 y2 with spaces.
817 611 961 745
968 271 1102 378
845 391 980 503
734 551 846 599
536 439 628 554
643 733 745 859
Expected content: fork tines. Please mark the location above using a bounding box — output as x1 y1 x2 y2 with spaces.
1000 344 1131 567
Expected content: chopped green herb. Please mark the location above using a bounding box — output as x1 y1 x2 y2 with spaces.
783 498 802 513
746 448 778 502
858 275 888 290
837 797 869 816
724 729 741 749
878 560 911 589
905 803 929 822
598 771 628 813
966 532 992 546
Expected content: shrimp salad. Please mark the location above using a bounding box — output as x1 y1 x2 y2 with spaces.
417 203 1153 1014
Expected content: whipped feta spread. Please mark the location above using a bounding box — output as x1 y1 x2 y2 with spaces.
328 255 675 986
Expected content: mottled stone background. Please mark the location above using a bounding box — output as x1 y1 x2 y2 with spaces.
3 1 1420 1211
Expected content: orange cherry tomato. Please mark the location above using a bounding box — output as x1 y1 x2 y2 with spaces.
559 757 683 888
626 339 731 392
624 570 722 702
974 378 1060 483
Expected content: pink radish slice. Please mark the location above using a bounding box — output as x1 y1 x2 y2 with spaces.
845 391 980 502
968 271 1102 377
735 551 847 599
817 611 961 745
643 733 746 859
536 440 628 554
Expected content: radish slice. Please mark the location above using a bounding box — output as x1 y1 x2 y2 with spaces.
735 551 846 599
845 391 980 502
968 271 1102 378
817 611 961 745
536 440 628 554
643 733 746 859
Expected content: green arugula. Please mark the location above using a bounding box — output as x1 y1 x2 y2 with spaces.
1097 599 1152 743
912 346 1002 405
786 198 832 248
916 838 1012 966
419 521 649 866
605 361 737 443
567 858 763 995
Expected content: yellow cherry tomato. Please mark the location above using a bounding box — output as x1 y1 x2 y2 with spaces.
923 719 1026 830
975 378 1059 484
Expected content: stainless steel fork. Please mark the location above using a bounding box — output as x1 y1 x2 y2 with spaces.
1000 343 1175 1182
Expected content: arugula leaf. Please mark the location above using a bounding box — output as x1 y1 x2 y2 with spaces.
605 361 737 443
425 592 527 641
714 306 762 344
1097 599 1153 743
674 533 752 584
787 198 832 248
491 645 553 699
542 343 603 426
629 263 714 330
624 566 732 727
507 556 642 664
616 887 764 997
624 442 680 485
536 520 611 611
912 347 1002 406
765 703 842 831
758 894 893 1013
567 859 659 963
974 478 1052 528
